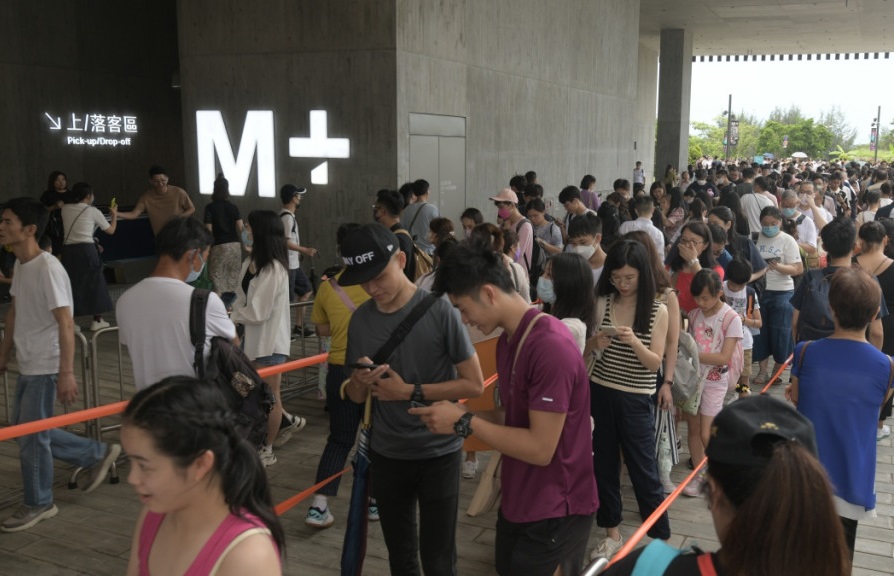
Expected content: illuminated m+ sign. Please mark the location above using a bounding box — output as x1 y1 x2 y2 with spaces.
196 110 350 197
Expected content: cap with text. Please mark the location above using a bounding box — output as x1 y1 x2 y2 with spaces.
338 223 400 286
705 395 817 468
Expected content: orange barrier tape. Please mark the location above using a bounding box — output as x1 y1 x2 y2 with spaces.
257 353 329 378
608 354 793 567
275 466 351 515
0 400 129 443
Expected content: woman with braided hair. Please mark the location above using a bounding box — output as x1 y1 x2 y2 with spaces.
123 376 283 576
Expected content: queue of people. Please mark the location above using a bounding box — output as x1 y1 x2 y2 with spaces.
2 159 893 576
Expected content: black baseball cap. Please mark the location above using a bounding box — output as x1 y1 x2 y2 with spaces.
705 395 817 468
280 184 307 204
338 223 400 286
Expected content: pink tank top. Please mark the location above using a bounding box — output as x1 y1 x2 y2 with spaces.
138 510 274 575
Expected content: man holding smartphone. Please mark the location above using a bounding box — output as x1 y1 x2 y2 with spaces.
340 223 483 576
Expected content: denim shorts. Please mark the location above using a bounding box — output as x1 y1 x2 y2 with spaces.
255 353 287 366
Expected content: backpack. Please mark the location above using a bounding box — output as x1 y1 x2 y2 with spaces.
794 268 835 342
515 218 544 298
671 331 702 415
394 228 434 281
631 539 718 576
189 289 275 449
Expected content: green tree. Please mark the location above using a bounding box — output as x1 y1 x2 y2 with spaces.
819 106 857 151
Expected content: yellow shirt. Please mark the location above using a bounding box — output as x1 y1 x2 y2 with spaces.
311 272 371 365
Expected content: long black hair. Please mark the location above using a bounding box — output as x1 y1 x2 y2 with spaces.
247 210 288 274
595 240 657 334
548 252 596 337
123 376 285 554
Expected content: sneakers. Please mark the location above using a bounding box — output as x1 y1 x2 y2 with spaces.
660 477 676 495
368 501 380 522
305 506 335 529
259 445 277 467
273 414 307 448
83 444 121 493
462 460 478 479
0 504 58 533
879 424 891 442
590 535 624 561
682 472 705 497
89 319 110 331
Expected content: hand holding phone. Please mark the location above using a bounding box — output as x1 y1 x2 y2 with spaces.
348 362 380 370
599 326 620 337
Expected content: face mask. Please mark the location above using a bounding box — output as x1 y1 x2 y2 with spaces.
762 226 780 238
570 244 596 259
537 277 556 303
463 227 472 239
241 229 253 247
696 179 707 185
186 251 206 283
781 207 796 218
497 207 511 220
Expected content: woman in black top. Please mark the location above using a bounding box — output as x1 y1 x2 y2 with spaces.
203 174 244 308
40 170 70 256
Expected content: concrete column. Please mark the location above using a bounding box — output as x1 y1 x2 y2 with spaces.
654 29 693 180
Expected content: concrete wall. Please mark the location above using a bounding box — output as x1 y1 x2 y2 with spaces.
177 0 397 268
1 1 183 204
396 0 643 215
634 43 659 182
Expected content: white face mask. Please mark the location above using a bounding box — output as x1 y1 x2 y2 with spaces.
570 244 596 260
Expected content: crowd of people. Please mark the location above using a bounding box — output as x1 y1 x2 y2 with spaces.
0 157 892 575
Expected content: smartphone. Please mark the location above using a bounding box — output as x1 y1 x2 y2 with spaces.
764 257 780 264
600 326 620 337
348 362 380 370
410 400 427 409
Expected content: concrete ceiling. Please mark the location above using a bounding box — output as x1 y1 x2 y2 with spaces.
639 0 894 56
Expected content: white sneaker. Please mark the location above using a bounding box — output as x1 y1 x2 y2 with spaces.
878 424 891 442
0 504 58 533
368 500 380 522
462 460 478 479
682 472 705 497
273 414 307 448
258 445 277 467
89 319 110 331
660 477 676 495
590 535 624 561
305 506 335 529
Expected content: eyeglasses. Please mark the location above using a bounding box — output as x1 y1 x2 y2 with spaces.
609 273 639 287
679 237 703 246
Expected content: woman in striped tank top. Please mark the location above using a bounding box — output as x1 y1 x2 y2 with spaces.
584 240 670 561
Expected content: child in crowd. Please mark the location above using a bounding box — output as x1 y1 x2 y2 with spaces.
684 269 743 497
722 259 761 398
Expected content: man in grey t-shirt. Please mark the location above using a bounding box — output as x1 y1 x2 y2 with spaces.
341 223 483 575
401 179 439 255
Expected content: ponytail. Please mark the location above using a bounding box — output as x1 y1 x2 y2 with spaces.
713 442 849 576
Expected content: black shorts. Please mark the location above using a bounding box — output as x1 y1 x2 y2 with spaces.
495 509 594 576
288 268 313 300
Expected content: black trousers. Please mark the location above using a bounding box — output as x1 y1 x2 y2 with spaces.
370 448 461 576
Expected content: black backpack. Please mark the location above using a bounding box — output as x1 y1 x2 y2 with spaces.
794 269 835 342
189 289 275 449
515 218 545 297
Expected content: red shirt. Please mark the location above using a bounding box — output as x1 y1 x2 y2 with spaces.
674 265 725 315
496 308 599 523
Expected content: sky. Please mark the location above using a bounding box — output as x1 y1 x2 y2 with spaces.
688 58 891 142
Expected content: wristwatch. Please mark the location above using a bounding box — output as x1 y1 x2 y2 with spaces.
411 383 425 403
454 412 474 438
688 258 699 266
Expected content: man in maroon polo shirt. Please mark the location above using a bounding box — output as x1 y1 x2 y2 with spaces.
411 241 598 576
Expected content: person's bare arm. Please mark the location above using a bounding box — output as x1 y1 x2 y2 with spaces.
0 301 15 372
869 318 884 350
52 306 77 405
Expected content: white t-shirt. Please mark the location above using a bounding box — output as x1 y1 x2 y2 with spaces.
794 214 817 249
281 210 301 270
740 193 774 234
756 231 801 291
10 252 73 375
722 282 758 349
618 217 665 256
116 277 236 390
559 317 586 354
61 203 109 245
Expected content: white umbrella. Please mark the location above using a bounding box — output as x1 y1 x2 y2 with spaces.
791 152 808 159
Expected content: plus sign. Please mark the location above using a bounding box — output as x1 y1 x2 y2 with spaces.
289 110 350 185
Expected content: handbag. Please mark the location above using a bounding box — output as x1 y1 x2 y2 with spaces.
671 331 702 415
466 313 545 517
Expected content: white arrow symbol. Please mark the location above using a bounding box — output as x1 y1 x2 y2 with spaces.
289 110 350 186
44 113 62 130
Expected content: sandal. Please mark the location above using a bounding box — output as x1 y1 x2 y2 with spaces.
752 371 769 388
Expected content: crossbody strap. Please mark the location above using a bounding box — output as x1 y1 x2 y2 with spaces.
407 203 427 235
189 288 211 378
371 292 438 365
511 313 546 383
63 205 91 246
328 277 357 312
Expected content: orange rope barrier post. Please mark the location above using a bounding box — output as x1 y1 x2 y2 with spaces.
606 354 794 568
256 353 329 378
274 466 351 516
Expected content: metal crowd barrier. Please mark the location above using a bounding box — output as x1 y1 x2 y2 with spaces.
284 300 324 399
88 326 131 442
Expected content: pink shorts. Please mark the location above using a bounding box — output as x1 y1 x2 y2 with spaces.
699 379 728 417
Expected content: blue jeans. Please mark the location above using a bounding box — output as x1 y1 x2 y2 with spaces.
752 289 794 364
15 374 105 507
